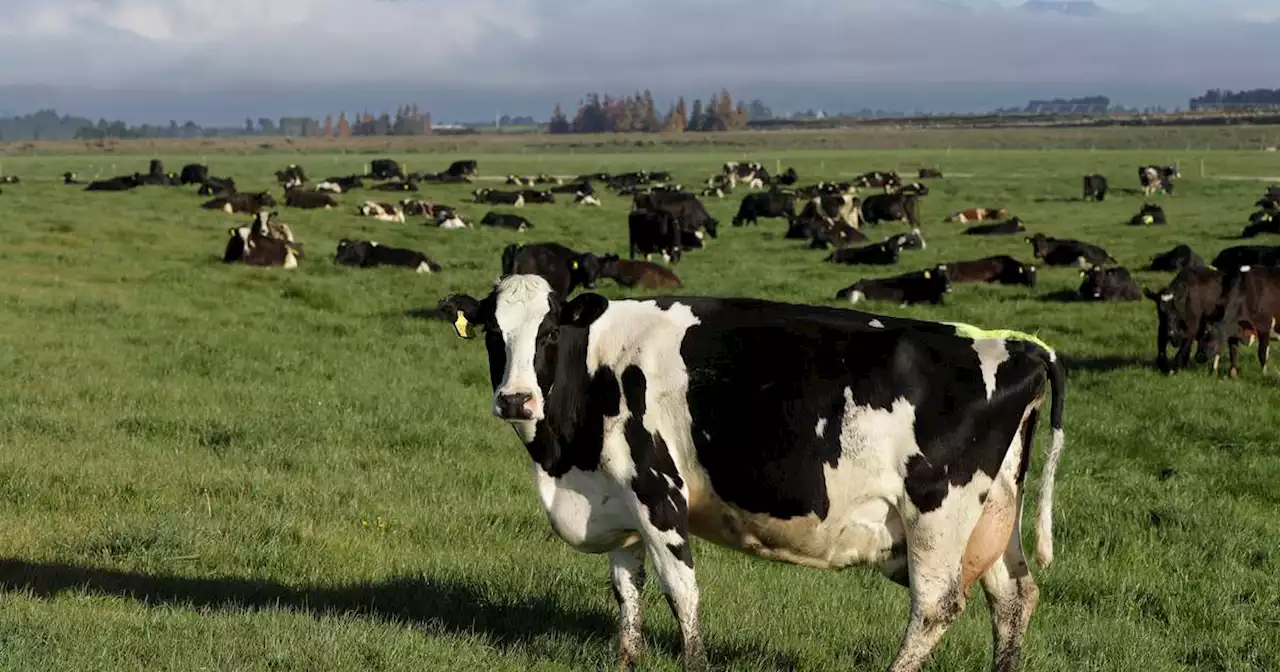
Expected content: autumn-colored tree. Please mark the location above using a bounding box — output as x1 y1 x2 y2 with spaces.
322 115 334 137
337 112 352 137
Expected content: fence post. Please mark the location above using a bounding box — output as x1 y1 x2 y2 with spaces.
1200 159 1205 178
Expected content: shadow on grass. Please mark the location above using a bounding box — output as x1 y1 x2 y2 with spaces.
1031 196 1087 204
0 558 803 670
1060 353 1151 374
1036 290 1082 303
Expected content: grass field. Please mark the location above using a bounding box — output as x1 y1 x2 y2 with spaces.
1 143 1279 671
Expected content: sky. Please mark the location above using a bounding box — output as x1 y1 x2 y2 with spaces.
0 0 1275 123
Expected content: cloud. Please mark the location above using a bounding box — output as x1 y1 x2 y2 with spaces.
0 0 1275 120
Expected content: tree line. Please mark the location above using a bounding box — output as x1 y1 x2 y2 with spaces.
548 90 773 134
1190 89 1280 109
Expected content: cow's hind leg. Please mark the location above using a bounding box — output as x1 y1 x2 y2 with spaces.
888 508 974 671
610 544 647 672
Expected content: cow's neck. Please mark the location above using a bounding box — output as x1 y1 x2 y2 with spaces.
521 326 609 478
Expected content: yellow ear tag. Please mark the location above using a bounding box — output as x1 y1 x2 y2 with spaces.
1142 215 1154 225
453 314 472 339
571 261 579 270
923 271 931 279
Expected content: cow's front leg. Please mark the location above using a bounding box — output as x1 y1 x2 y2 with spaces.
630 486 705 671
610 544 647 672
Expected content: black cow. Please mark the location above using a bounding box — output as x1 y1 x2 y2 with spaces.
860 192 921 228
1146 266 1225 373
1148 244 1204 272
198 177 237 197
474 189 526 207
1212 245 1280 270
435 274 1065 672
634 192 718 242
203 191 276 214
825 240 900 266
285 187 339 210
1078 267 1141 301
551 181 594 196
772 167 800 186
1027 234 1117 269
369 159 405 180
481 212 533 231
1082 175 1108 202
371 181 418 193
85 175 142 192
733 191 796 226
500 243 601 296
964 218 1027 236
628 209 682 263
519 190 556 204
333 239 440 273
444 160 478 177
180 164 209 186
276 164 307 185
62 172 83 185
1241 212 1280 239
945 256 1037 287
835 266 952 305
1203 265 1280 377
1129 203 1166 227
883 229 926 251
0 176 19 184
919 168 944 179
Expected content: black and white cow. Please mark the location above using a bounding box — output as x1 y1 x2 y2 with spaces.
333 239 440 273
1082 175 1108 202
1241 211 1280 239
445 159 479 177
1212 245 1280 270
179 164 209 186
203 191 277 214
436 275 1066 672
1078 267 1141 301
836 267 953 305
276 164 308 185
733 191 797 226
371 180 419 193
1027 234 1117 269
799 194 860 229
474 189 526 207
324 175 366 192
222 220 300 269
481 212 533 231
861 192 922 229
357 201 406 223
1148 244 1204 272
551 181 594 196
62 172 83 185
198 177 237 197
1145 266 1225 373
853 170 902 191
284 187 339 210
1139 165 1178 197
825 240 901 266
369 159 405 181
519 189 556 204
500 243 602 296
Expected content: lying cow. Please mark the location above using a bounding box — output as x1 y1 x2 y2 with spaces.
1082 174 1108 202
506 175 536 187
853 170 901 191
222 223 300 269
1139 165 1178 197
964 218 1026 236
629 209 682 263
198 177 237 197
1027 234 1117 269
918 168 943 179
1212 245 1280 270
501 243 601 297
1203 265 1280 377
474 189 525 207
1148 244 1204 272
85 175 143 192
574 192 602 207
1146 266 1225 373
285 187 339 210
62 172 82 185
325 175 365 192
436 274 1066 672
836 266 952 305
1078 267 1141 301
551 181 594 196
179 164 208 186
519 190 556 204
369 159 405 181
1241 212 1280 239
825 239 901 266
787 213 867 250
370 181 419 193
947 207 1009 224
333 239 440 273
1129 203 1166 227
444 159 478 177
276 164 307 185
945 256 1037 287
481 212 533 231
357 201 406 223
798 194 859 230
733 191 796 226
597 255 684 290
203 191 276 214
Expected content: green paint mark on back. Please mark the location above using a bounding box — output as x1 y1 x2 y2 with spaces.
945 321 1056 357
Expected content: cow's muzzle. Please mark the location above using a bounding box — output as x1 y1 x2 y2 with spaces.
495 393 539 421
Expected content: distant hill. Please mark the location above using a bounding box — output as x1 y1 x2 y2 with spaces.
1019 1 1108 17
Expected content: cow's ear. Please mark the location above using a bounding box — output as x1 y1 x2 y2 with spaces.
437 294 487 340
1143 288 1162 302
561 293 609 328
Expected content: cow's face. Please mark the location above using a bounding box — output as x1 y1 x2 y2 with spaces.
441 276 609 441
1023 264 1038 287
572 253 603 290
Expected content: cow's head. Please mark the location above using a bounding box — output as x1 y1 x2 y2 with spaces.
571 253 603 290
1026 234 1050 258
438 275 610 440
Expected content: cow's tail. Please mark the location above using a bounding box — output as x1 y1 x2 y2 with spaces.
1032 344 1066 569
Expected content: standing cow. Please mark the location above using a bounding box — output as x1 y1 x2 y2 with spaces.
436 277 1066 672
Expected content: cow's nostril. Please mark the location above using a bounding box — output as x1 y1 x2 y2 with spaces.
496 393 535 420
